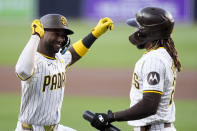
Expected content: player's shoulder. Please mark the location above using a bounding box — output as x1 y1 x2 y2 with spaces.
142 47 171 65
145 47 170 60
56 51 72 59
35 52 44 62
57 51 72 67
147 47 167 55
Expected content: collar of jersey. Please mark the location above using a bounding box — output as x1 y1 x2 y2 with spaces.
144 47 164 54
38 52 56 60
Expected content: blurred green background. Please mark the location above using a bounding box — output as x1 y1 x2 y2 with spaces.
0 0 197 130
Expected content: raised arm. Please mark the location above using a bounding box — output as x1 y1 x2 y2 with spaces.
67 17 114 65
15 20 44 81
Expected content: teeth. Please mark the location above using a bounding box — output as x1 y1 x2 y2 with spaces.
56 44 61 48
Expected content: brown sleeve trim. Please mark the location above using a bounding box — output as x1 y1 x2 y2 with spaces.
16 67 34 81
114 93 161 121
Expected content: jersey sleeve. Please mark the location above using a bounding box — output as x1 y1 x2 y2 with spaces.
141 56 166 94
61 50 72 69
15 35 40 81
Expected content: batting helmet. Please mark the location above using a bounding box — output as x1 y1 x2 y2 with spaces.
40 14 74 35
127 7 174 49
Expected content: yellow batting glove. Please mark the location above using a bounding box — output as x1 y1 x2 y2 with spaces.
31 19 44 38
92 17 114 38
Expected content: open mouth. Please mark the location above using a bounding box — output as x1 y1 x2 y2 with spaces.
55 42 62 48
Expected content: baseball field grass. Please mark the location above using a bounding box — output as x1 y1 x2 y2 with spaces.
0 94 197 131
0 20 197 131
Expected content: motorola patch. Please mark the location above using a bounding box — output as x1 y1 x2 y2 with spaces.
147 72 160 85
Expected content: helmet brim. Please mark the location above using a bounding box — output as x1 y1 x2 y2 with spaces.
64 28 74 35
127 18 140 28
44 27 74 35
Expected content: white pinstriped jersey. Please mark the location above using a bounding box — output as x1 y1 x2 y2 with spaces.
128 47 177 126
18 51 72 126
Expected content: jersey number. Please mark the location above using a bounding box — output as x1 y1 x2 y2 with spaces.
169 62 177 105
133 73 140 89
169 76 176 105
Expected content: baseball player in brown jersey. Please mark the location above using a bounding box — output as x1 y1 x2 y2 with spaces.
15 14 113 131
86 7 182 131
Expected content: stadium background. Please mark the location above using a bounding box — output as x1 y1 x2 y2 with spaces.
0 0 197 130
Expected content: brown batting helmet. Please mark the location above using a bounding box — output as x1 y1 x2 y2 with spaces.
127 7 174 49
40 14 74 35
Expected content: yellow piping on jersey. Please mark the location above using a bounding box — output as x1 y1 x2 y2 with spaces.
144 47 164 54
16 68 34 81
38 52 56 60
143 90 163 95
21 123 33 130
72 40 88 57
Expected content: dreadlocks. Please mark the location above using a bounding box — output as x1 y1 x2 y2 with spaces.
151 38 182 72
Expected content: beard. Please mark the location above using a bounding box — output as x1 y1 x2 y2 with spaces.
137 44 145 49
129 34 146 49
45 40 61 54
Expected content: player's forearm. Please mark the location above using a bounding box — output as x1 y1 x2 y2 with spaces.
15 35 40 80
68 33 97 65
82 32 97 48
114 93 161 121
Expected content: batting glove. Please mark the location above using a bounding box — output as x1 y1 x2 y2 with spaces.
31 19 44 38
91 110 115 130
92 17 114 38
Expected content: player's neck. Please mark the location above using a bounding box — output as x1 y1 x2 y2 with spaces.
145 42 153 51
38 50 56 58
37 44 56 58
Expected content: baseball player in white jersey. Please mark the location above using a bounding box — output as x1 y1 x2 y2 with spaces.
15 14 114 131
85 7 182 131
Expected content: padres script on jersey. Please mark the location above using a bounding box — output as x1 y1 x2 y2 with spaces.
16 36 72 125
128 47 177 126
